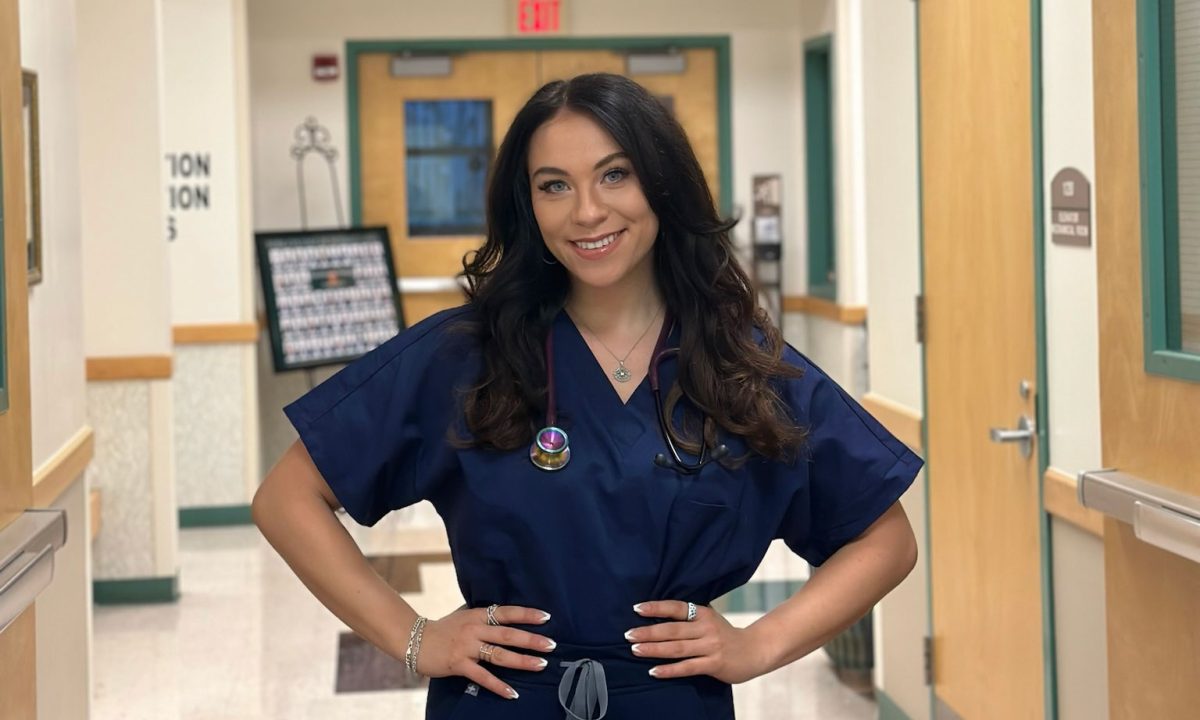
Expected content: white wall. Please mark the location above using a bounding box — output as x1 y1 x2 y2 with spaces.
163 0 245 323
19 0 93 716
35 480 92 720
861 0 921 413
19 0 87 465
1042 0 1108 717
856 2 924 717
162 0 261 512
78 0 172 358
78 0 180 583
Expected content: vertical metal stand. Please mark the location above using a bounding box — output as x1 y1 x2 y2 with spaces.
289 116 347 392
290 116 346 230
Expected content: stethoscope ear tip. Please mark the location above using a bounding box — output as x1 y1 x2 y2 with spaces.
653 453 672 468
711 444 730 460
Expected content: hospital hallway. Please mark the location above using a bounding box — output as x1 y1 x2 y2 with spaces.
90 520 875 720
5 0 1200 718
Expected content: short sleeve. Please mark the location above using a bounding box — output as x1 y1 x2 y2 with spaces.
282 307 472 526
776 347 923 566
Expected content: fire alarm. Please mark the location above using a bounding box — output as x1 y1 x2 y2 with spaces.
312 54 339 82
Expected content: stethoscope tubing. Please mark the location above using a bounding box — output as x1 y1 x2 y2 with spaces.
533 310 726 474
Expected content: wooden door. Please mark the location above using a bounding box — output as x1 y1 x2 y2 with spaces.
358 51 541 323
0 0 36 715
358 46 721 325
920 1 1047 717
1093 1 1200 717
538 48 721 206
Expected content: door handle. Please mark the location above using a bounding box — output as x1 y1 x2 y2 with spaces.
989 415 1036 458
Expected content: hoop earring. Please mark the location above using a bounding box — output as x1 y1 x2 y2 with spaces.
542 249 559 266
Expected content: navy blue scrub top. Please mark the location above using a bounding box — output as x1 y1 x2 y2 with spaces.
285 305 922 719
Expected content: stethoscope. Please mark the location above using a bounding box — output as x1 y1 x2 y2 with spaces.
530 312 729 474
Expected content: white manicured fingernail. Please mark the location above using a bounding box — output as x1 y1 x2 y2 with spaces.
535 658 548 669
633 603 645 614
648 667 660 677
545 639 557 651
539 612 552 622
506 687 519 700
631 644 643 655
624 630 636 641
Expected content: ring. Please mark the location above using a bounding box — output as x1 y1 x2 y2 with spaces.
486 604 501 626
686 602 697 622
478 643 496 662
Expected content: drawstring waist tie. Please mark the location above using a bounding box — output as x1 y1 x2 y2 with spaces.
491 641 663 720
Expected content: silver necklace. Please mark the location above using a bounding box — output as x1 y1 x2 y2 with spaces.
573 305 663 383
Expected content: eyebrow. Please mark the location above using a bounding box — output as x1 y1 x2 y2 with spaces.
530 152 629 179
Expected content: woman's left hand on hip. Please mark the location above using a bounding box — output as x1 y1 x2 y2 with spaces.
626 600 770 684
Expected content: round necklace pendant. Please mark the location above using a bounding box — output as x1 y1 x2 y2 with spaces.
613 364 632 383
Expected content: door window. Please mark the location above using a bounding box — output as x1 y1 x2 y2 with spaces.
404 99 493 237
1140 0 1200 380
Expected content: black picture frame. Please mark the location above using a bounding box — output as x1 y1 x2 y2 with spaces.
255 226 405 372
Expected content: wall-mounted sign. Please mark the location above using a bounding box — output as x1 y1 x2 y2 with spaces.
515 0 563 35
1050 167 1091 247
165 151 212 242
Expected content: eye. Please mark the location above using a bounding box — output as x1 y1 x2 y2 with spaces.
538 179 569 194
602 167 630 183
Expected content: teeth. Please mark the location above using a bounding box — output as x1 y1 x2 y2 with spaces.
577 232 617 250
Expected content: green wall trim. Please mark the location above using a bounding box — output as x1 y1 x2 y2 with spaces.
346 35 734 227
179 504 254 528
804 34 836 299
877 688 915 720
1139 0 1200 382
1030 2 1059 718
93 574 180 605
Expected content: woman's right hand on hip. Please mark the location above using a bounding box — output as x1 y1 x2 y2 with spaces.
416 605 556 700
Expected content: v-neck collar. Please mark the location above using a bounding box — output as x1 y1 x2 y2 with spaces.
555 309 678 410
557 310 647 408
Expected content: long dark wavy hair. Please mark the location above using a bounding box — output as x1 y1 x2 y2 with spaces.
457 73 807 462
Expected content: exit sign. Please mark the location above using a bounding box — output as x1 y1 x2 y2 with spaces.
517 0 562 34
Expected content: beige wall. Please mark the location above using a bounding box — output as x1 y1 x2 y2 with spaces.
163 0 247 324
78 0 180 581
858 2 924 718
19 0 87 466
78 0 172 358
19 0 93 715
35 479 92 720
162 0 261 511
1042 0 1108 717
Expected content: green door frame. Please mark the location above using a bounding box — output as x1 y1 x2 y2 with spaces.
915 1 1057 717
344 36 733 225
804 34 836 301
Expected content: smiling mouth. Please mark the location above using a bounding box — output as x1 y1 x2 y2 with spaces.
571 230 624 250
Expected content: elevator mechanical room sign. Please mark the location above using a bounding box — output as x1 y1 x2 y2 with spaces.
1050 167 1091 248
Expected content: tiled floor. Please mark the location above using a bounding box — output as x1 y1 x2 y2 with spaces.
92 513 877 720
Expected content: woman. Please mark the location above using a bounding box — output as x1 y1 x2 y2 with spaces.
254 73 920 719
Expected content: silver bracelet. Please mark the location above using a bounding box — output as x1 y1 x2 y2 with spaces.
405 616 429 674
